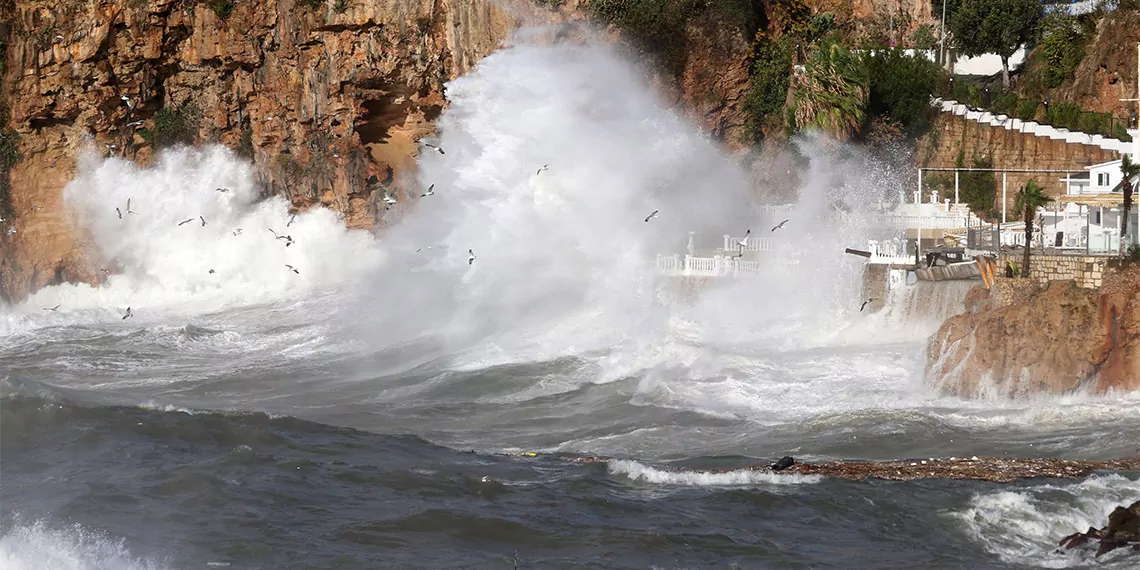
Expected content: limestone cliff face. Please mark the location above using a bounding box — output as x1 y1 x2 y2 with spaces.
925 265 1140 398
1042 9 1140 118
0 0 926 304
0 0 584 303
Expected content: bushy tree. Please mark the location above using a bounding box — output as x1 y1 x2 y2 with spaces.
742 37 795 142
950 0 1044 88
864 49 942 138
1034 13 1089 88
790 41 869 141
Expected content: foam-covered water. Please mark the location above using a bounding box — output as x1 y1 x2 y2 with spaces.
2 40 1138 569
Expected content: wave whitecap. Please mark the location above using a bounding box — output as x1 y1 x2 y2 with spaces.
607 459 822 486
953 474 1140 568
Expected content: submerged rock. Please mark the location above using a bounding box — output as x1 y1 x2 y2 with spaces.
1058 500 1140 558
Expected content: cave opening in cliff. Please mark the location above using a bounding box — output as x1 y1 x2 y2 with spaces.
355 96 411 146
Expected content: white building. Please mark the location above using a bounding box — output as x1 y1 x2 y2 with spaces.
1043 138 1140 253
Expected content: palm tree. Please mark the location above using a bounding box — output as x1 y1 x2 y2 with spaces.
1014 180 1052 278
1119 154 1139 257
790 41 869 141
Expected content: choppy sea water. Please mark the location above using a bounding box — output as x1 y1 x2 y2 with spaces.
3 41 1140 569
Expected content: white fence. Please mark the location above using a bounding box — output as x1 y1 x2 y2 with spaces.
872 214 978 230
656 254 766 277
867 239 913 264
722 235 775 253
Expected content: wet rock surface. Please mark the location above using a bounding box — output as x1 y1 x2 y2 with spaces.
1058 500 1140 558
524 453 1140 483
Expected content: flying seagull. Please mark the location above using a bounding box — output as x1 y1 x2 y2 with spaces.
43 304 60 311
421 184 435 198
199 216 206 227
208 269 215 274
268 228 294 247
126 120 144 127
232 229 243 236
423 143 445 155
771 219 789 232
770 456 795 472
536 164 549 175
286 214 297 227
120 95 133 109
126 199 136 215
468 249 476 265
215 187 229 193
383 194 397 210
285 264 299 274
116 207 123 219
736 229 751 248
644 210 659 223
860 298 875 312
122 307 133 320
178 218 195 226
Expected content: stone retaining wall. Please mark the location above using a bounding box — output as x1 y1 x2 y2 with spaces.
997 252 1107 289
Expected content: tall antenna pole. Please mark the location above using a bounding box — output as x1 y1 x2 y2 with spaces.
940 0 947 66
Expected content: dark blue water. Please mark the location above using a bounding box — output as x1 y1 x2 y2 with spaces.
4 393 1139 569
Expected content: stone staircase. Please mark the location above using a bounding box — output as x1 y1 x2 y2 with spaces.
935 98 1131 154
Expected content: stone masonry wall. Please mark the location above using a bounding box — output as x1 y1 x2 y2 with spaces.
917 113 1121 215
998 252 1107 289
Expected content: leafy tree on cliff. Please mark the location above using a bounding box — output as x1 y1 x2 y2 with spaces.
950 0 1043 89
1120 154 1140 257
864 49 942 138
1014 179 1052 278
790 41 869 141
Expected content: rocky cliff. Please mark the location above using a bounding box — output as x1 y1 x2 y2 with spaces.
1039 8 1140 118
925 264 1140 397
0 0 795 304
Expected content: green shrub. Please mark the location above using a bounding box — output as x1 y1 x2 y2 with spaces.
205 0 232 18
1035 13 1089 88
957 150 996 215
0 130 18 171
1045 101 1081 130
0 129 17 226
864 49 942 137
238 127 254 159
1077 112 1109 135
910 24 938 51
1016 98 1039 121
990 90 1018 115
742 36 794 142
589 0 702 75
140 104 201 148
334 0 349 12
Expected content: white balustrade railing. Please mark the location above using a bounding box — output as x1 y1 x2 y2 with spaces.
872 214 980 230
757 204 796 214
723 235 774 253
867 239 913 264
655 254 767 277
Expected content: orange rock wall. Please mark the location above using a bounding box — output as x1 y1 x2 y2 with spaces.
925 264 1140 397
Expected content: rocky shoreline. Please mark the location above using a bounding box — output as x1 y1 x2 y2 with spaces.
516 452 1140 483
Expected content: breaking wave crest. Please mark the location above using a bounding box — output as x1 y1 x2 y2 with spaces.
953 474 1140 568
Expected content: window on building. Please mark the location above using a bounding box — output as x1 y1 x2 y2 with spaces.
1095 210 1102 225
1098 172 1110 187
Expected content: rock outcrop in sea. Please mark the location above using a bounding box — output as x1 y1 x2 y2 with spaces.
925 264 1140 397
1058 500 1140 558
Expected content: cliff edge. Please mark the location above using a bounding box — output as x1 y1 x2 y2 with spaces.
926 265 1140 397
